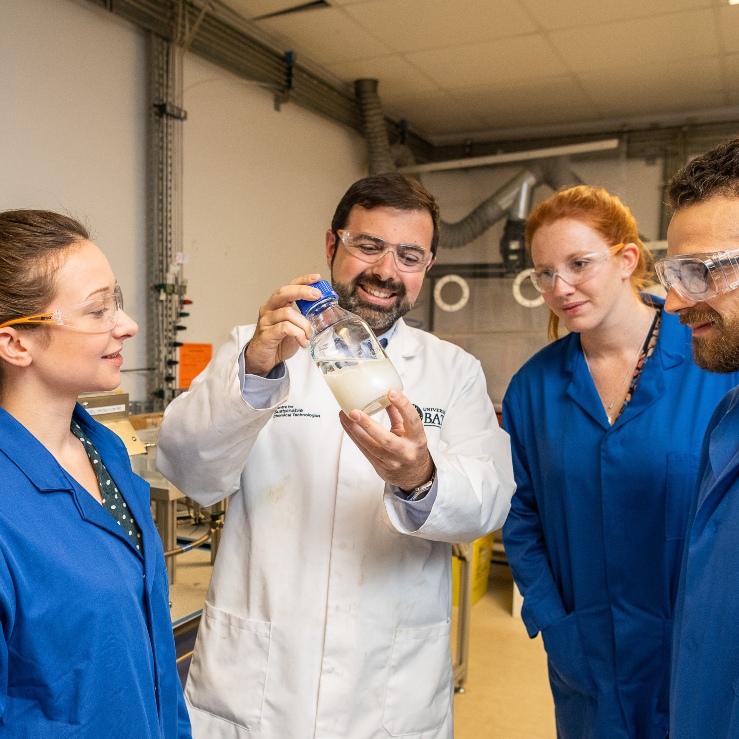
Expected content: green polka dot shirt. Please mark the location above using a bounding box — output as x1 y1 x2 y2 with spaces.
71 419 144 555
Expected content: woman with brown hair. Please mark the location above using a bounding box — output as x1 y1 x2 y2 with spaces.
0 210 190 737
502 186 738 738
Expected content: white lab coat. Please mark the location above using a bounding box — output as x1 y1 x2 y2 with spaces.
157 318 515 739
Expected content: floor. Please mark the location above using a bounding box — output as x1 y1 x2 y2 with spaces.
452 564 555 738
168 522 556 738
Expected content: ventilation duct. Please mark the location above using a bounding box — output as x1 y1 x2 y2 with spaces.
354 79 396 175
353 78 591 252
438 169 539 249
355 78 542 249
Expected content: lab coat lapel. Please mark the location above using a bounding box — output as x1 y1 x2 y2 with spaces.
611 349 664 430
565 335 611 429
385 319 422 381
615 308 684 430
0 407 75 493
567 306 686 432
695 398 739 521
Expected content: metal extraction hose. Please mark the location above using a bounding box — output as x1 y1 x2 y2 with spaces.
438 169 539 249
353 78 566 250
355 79 396 176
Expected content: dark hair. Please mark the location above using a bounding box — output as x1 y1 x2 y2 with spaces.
668 137 739 210
330 173 440 256
526 185 653 341
0 209 90 329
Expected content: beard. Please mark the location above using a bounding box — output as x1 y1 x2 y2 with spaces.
331 270 414 334
680 306 739 373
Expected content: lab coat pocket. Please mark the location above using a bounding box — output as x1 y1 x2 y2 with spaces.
382 620 453 736
541 612 597 698
186 602 271 730
729 676 739 736
665 452 700 541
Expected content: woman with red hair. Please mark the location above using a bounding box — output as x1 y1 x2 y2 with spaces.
502 186 738 738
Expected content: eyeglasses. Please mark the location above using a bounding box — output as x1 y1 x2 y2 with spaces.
336 230 433 273
655 249 739 301
0 285 124 334
530 250 615 293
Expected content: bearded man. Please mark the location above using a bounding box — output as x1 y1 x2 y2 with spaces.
157 173 515 739
657 137 739 739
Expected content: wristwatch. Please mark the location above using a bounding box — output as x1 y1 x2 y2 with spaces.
404 469 436 502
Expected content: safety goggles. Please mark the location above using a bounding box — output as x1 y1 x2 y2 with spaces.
655 249 739 301
530 250 614 293
336 230 433 273
0 285 124 334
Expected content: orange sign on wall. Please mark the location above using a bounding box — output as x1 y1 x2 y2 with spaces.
178 343 213 389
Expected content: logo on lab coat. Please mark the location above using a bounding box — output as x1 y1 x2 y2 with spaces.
274 404 320 419
413 404 446 428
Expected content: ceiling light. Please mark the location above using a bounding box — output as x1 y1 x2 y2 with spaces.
730 0 739 6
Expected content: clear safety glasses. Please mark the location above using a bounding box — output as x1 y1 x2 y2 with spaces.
655 249 739 301
336 230 434 273
530 249 615 293
0 284 124 334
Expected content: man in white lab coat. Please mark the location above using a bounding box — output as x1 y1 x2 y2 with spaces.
157 173 515 739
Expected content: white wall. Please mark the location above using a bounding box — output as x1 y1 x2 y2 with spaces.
0 0 366 400
0 0 148 399
182 55 366 351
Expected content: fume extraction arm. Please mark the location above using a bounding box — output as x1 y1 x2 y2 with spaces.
353 78 620 309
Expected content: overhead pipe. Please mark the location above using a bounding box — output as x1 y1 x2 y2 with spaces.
354 78 586 251
397 139 619 175
354 79 396 175
439 169 539 249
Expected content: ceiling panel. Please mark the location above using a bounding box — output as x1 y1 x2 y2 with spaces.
256 7 393 65
324 54 439 100
382 88 490 138
407 34 568 89
726 53 739 81
549 8 718 73
342 0 538 54
719 5 739 54
578 56 725 117
213 0 739 141
450 76 600 130
521 0 711 32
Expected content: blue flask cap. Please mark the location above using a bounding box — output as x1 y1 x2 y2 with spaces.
295 280 338 316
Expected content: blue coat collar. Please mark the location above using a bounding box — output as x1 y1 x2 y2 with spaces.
562 294 686 374
0 405 148 560
562 295 689 429
0 406 75 493
0 404 136 491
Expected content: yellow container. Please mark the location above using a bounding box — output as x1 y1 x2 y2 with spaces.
452 532 495 606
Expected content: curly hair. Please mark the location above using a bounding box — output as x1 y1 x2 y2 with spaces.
668 137 739 210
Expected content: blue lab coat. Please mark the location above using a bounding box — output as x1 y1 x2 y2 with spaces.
502 297 739 739
0 405 190 738
671 387 739 738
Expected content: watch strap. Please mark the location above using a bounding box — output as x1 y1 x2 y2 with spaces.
404 469 436 502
